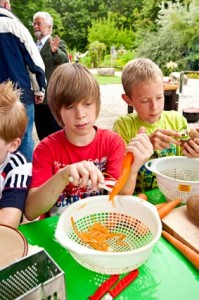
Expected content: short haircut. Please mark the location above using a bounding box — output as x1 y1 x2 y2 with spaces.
122 58 163 97
47 63 101 127
33 11 53 27
0 81 28 143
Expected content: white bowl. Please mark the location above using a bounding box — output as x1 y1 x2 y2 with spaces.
145 156 199 203
55 195 162 274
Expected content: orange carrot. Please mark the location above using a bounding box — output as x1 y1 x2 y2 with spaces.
109 153 134 201
137 193 148 201
157 199 181 219
162 230 199 269
155 203 167 210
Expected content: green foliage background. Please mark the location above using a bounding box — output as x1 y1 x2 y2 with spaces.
10 0 199 72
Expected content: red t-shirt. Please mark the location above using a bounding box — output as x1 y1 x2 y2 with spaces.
31 127 125 215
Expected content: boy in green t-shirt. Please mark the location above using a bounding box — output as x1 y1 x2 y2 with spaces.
113 58 199 192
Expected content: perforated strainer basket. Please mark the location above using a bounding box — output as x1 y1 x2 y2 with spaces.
55 195 162 274
145 156 199 203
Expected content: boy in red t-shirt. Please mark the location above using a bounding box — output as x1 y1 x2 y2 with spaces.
25 63 153 220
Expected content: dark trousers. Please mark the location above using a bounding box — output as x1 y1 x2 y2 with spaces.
34 103 62 141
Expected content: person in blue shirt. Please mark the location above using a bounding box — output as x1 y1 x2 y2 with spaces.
0 0 46 161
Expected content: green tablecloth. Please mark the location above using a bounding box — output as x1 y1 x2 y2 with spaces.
19 190 199 300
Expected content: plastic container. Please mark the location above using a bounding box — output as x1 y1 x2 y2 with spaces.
55 195 162 274
145 156 199 203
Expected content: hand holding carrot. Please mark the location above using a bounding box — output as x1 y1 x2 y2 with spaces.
109 129 153 201
126 129 154 174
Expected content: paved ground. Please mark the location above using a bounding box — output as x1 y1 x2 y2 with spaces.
33 76 199 146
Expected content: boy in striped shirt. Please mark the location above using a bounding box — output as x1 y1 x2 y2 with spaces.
0 81 32 228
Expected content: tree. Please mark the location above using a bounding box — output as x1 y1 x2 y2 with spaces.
136 0 199 72
48 0 109 51
88 41 106 68
88 15 135 51
11 0 65 41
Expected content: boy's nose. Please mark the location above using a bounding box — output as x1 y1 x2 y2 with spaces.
150 99 158 110
76 108 85 118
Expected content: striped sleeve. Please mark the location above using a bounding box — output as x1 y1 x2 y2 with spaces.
0 152 32 210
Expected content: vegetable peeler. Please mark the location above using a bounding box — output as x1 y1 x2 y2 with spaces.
89 269 139 300
179 129 190 141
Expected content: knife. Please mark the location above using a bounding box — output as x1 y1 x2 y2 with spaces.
89 269 139 300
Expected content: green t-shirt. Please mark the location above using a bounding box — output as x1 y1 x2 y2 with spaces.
113 110 188 192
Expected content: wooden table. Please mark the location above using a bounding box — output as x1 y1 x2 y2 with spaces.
128 83 179 113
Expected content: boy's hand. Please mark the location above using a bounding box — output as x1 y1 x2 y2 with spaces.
60 161 105 190
126 131 153 174
181 138 199 158
149 129 181 150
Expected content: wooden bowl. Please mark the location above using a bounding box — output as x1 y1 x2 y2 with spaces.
0 224 28 269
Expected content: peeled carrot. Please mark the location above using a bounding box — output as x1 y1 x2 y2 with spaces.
157 198 181 220
109 153 134 201
155 203 167 210
162 230 199 269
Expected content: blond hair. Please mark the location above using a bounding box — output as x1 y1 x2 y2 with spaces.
122 58 163 97
47 63 101 127
0 81 27 143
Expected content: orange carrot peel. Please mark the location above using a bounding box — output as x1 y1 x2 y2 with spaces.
71 217 127 251
109 153 134 201
162 230 199 269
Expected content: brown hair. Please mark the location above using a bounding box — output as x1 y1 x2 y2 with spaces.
47 63 101 127
0 81 27 143
122 58 163 97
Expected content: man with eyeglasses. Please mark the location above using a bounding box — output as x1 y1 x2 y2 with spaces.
33 11 69 140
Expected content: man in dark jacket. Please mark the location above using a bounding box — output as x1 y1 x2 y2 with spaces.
0 0 46 161
33 11 69 140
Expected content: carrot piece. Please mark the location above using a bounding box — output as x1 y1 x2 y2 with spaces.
162 230 199 269
137 193 148 201
157 199 181 220
109 153 134 202
155 203 167 210
71 217 127 251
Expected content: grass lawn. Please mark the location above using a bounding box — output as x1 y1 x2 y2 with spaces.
94 75 121 85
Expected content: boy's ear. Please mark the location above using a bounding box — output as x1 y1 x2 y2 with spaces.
8 138 21 153
122 94 132 105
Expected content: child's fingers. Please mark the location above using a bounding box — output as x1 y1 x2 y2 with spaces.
182 140 199 158
67 161 104 189
138 126 146 134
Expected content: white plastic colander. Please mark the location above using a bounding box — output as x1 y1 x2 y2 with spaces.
145 156 199 203
55 195 161 274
